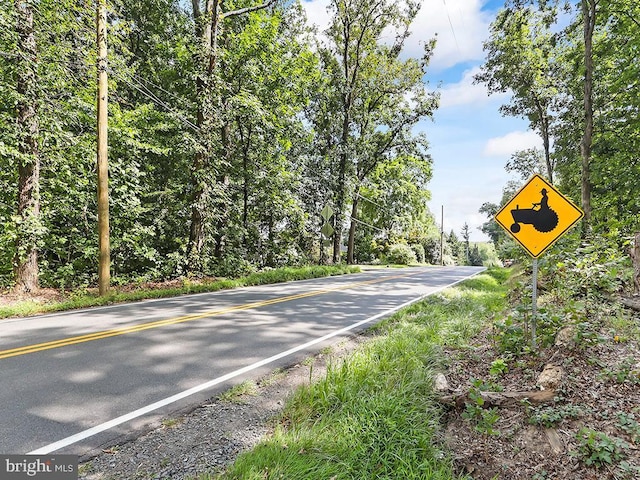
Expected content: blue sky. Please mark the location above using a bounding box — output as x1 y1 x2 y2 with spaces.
303 0 542 241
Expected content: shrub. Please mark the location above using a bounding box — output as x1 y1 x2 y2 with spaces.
411 243 426 263
386 244 417 265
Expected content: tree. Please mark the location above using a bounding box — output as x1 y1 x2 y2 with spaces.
344 48 438 264
461 222 471 265
186 0 277 273
506 148 546 181
222 4 319 268
475 4 559 183
321 0 430 264
553 0 640 236
352 153 436 263
448 230 465 265
13 0 42 292
469 244 484 266
579 0 596 232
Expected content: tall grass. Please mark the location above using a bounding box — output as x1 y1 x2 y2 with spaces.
217 268 509 480
0 265 360 320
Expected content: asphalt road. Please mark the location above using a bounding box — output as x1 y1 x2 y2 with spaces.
0 266 484 456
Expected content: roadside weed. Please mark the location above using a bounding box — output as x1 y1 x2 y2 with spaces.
617 412 640 444
528 404 587 428
218 380 258 403
573 428 628 468
218 269 509 479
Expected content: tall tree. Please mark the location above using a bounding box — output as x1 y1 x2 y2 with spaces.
186 0 277 273
475 4 559 183
13 0 41 292
345 38 438 264
580 0 596 231
461 222 470 265
323 0 429 263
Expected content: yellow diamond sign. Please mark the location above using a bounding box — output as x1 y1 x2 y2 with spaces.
494 174 584 258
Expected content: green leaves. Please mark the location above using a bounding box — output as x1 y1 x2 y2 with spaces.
0 0 441 288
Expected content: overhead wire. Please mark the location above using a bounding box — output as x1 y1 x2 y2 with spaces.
347 214 387 234
442 0 460 52
109 69 201 133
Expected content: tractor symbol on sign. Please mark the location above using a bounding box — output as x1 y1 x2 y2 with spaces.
509 188 559 234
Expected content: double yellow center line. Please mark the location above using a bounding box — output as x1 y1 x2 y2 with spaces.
0 272 415 360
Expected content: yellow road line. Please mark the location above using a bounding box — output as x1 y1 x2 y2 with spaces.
0 272 416 360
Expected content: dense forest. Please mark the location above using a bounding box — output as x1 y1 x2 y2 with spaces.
1 0 449 293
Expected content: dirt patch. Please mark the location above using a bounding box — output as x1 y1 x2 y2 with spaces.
0 277 219 310
0 287 66 307
440 318 640 479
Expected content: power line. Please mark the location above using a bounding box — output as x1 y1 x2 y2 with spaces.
347 214 387 234
355 191 383 208
110 69 201 133
442 0 460 52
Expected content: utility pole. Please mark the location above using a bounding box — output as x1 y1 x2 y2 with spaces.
97 0 110 295
440 205 444 266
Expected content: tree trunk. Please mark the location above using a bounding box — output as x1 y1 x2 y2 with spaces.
14 0 41 293
632 232 640 295
333 87 352 264
186 0 218 273
580 0 596 234
346 188 360 264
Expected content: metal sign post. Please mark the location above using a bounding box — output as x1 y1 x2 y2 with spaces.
531 258 538 350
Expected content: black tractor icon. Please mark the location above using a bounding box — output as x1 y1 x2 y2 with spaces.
510 188 559 233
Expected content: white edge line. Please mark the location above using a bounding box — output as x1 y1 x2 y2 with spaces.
28 267 486 455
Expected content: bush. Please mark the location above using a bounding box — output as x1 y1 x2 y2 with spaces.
386 244 417 265
411 243 426 263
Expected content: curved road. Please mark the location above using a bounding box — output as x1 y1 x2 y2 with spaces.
0 266 484 456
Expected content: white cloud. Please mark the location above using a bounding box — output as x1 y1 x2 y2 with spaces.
301 0 493 70
302 0 332 34
438 66 508 108
407 0 492 70
483 131 542 157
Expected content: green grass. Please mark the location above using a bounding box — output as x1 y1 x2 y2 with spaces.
216 268 510 480
0 265 360 320
218 380 259 404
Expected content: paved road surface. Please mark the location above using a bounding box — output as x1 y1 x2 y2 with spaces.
0 266 484 456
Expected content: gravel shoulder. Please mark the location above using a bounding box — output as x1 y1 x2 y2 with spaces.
79 335 365 480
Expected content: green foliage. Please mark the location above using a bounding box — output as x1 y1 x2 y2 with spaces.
545 235 632 300
385 243 417 265
617 412 640 445
410 243 425 264
599 358 640 385
574 428 628 468
461 379 501 436
217 380 258 404
0 0 440 287
489 358 508 376
528 404 587 428
493 312 528 356
221 270 508 479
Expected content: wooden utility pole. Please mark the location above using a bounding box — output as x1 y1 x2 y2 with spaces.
97 0 110 295
440 205 444 266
